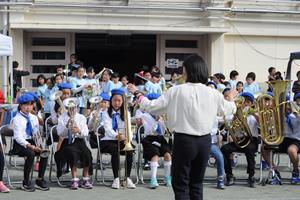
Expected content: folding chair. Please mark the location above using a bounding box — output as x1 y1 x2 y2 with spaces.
135 125 171 185
94 125 139 186
48 125 70 187
0 125 13 188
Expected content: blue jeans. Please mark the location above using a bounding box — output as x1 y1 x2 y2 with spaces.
210 144 225 178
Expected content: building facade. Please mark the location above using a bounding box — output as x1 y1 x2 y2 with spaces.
1 0 300 91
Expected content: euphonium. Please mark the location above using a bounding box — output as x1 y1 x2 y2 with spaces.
256 80 290 146
64 97 79 143
50 90 66 115
32 125 50 158
89 96 103 132
226 96 253 148
122 94 133 151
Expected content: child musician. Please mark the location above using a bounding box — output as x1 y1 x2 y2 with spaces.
50 82 72 125
210 116 226 190
11 94 49 192
221 92 259 188
135 93 172 189
100 69 114 95
57 98 93 190
72 66 87 114
88 92 111 148
88 92 111 132
100 89 136 189
262 93 300 184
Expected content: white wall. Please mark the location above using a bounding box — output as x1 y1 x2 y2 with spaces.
223 35 300 85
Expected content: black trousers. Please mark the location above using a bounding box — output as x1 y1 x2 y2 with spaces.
221 138 258 178
100 140 134 179
13 140 48 182
172 133 211 200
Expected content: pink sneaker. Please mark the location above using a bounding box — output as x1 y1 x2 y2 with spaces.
34 161 39 171
0 181 10 193
71 178 79 190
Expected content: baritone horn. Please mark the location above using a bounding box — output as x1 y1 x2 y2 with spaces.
50 90 66 114
256 80 290 146
89 96 103 132
226 96 253 148
33 126 50 158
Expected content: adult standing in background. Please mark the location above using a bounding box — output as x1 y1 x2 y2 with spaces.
292 71 300 100
128 55 237 200
12 61 30 98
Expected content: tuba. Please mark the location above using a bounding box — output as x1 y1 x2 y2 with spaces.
226 96 253 148
256 80 290 146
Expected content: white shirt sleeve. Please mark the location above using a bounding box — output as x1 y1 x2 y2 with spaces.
139 89 171 115
216 91 236 116
78 115 88 137
102 111 118 139
12 117 29 148
87 111 95 130
57 113 69 138
50 100 58 124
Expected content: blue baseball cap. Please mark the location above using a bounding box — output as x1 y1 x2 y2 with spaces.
145 93 161 100
207 81 217 89
17 94 35 104
222 88 231 95
295 93 300 99
111 88 125 96
100 92 111 101
240 92 255 103
25 92 39 102
58 82 72 90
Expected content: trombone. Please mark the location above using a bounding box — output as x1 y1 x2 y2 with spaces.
117 94 134 186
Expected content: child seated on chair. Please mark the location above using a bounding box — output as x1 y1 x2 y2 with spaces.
100 89 136 189
135 93 172 189
88 92 110 148
262 93 300 184
57 97 93 190
221 92 259 188
11 94 49 192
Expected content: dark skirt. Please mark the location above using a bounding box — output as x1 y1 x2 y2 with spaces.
64 138 92 169
142 135 171 160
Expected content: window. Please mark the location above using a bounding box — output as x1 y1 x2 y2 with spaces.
165 40 198 48
32 65 58 74
32 51 65 60
32 37 65 46
165 53 194 61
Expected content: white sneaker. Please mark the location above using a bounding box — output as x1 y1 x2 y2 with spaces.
123 178 136 189
112 178 120 189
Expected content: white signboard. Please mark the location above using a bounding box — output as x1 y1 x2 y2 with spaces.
166 58 179 68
